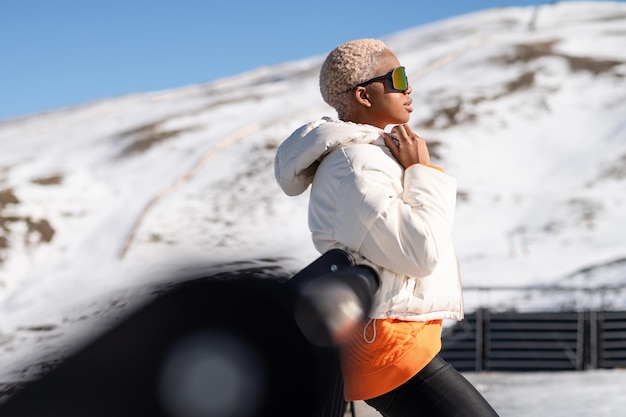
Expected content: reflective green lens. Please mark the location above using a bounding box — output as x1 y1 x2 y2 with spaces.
392 67 408 91
352 66 409 92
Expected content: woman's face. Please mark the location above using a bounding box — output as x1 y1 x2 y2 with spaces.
362 50 413 129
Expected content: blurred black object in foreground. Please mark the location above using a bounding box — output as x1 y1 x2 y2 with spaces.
0 249 378 417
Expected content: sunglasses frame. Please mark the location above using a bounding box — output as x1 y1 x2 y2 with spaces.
354 66 408 92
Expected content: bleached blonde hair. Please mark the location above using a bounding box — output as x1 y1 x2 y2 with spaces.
319 38 389 119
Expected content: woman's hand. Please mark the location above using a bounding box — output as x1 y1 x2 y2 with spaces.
382 124 430 169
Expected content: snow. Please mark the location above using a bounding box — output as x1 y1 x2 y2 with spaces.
1 2 626 415
354 368 626 417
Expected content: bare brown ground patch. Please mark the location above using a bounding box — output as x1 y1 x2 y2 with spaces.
496 40 624 76
31 174 64 186
116 120 200 158
0 188 55 266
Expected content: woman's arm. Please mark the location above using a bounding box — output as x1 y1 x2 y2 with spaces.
333 161 457 278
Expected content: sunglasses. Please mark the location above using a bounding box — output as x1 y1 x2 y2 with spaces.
353 66 409 92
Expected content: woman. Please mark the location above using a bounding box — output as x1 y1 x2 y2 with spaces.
274 39 498 417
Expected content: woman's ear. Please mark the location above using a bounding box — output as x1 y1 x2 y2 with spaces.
352 86 372 108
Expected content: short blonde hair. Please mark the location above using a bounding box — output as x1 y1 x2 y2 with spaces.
319 38 389 119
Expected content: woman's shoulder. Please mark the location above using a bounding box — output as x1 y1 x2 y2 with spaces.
339 141 400 172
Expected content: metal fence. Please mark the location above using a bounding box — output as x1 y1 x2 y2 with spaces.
440 286 626 372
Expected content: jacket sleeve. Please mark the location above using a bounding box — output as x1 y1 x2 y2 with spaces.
333 162 458 278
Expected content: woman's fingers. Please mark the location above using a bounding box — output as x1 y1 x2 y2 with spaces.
385 125 430 168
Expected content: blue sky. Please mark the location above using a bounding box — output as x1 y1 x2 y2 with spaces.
0 0 598 121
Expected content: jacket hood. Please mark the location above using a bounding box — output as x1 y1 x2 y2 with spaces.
274 117 384 196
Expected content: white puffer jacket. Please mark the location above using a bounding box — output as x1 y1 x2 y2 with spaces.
275 117 463 321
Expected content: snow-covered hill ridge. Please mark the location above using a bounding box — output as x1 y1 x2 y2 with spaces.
0 1 626 381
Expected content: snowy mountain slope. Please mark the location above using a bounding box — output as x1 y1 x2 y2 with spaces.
1 1 626 383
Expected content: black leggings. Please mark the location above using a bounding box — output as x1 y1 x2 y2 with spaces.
364 355 499 417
